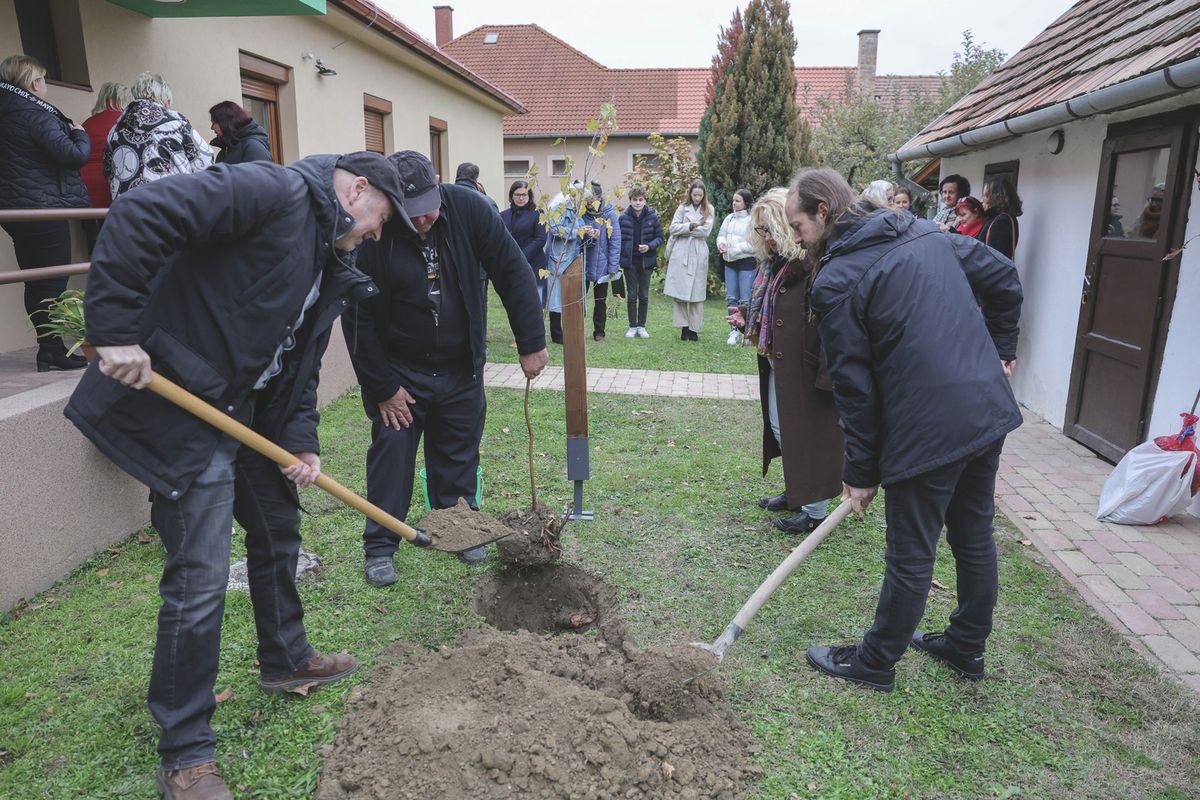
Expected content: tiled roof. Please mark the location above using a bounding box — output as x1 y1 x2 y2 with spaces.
443 24 941 136
901 0 1200 151
328 1 525 114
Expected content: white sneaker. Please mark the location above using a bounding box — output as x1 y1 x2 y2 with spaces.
625 327 638 338
636 327 650 338
726 329 741 345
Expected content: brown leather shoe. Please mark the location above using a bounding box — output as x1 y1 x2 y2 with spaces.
156 762 232 800
259 650 360 694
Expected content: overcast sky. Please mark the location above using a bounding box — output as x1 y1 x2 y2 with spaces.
385 0 1076 75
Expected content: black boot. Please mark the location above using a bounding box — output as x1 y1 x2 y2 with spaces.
758 493 788 512
806 644 895 692
681 326 689 341
773 511 823 534
910 630 985 680
36 340 86 372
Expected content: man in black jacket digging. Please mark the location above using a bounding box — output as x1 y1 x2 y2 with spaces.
346 151 547 585
785 168 1022 693
65 152 407 800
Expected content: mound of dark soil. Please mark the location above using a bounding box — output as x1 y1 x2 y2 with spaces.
417 497 514 552
497 504 566 566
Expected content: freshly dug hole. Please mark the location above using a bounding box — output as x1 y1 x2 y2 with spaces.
417 497 513 551
497 504 566 565
473 563 631 650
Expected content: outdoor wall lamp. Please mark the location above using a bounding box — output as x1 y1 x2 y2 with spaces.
301 52 338 77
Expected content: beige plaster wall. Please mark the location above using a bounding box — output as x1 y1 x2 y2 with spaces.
500 135 698 210
0 0 508 353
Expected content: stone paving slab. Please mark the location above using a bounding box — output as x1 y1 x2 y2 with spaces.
483 365 1200 690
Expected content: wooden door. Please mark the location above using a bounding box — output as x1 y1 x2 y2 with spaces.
1064 111 1195 461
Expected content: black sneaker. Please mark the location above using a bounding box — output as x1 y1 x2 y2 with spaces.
910 630 985 680
758 493 788 512
364 555 397 587
773 511 823 534
806 644 895 692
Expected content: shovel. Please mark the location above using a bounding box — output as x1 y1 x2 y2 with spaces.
693 501 853 661
146 371 511 553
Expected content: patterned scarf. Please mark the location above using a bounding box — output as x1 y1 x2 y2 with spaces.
104 99 212 198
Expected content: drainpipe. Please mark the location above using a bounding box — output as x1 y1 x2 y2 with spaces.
889 55 1200 168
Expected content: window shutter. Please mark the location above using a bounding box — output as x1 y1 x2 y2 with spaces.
364 110 385 154
241 74 278 102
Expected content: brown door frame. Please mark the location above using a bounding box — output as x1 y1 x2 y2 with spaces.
1063 106 1198 460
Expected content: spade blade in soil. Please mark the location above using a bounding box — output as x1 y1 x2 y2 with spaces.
425 528 515 554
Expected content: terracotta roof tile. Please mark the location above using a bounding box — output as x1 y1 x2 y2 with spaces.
443 24 941 136
902 0 1200 151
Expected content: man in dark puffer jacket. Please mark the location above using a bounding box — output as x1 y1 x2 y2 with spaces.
0 54 91 370
65 151 408 800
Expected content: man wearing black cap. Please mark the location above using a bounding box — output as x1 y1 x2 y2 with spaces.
64 151 407 800
345 150 547 583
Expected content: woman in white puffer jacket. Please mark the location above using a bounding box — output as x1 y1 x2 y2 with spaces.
717 188 756 345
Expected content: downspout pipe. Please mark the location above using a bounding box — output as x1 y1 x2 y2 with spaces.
888 55 1200 172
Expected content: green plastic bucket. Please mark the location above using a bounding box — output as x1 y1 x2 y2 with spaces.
419 465 483 512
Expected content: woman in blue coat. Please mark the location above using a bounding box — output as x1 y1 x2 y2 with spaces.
500 180 547 302
0 55 91 371
543 187 583 344
580 182 621 341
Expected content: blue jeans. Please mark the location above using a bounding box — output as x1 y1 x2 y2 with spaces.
148 432 314 770
767 361 830 518
724 264 755 311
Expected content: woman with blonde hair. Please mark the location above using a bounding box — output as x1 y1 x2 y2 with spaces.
81 82 130 211
727 188 842 534
663 179 713 340
0 54 91 370
104 71 212 198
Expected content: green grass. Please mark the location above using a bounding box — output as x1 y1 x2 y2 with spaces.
485 285 757 374
2 387 1199 799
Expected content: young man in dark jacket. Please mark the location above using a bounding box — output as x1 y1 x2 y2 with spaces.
345 151 547 585
786 168 1022 693
617 186 663 338
64 151 407 800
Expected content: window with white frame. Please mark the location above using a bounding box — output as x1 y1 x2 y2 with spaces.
550 157 569 177
504 158 532 177
630 151 661 171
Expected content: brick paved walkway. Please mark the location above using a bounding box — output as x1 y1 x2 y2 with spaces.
485 362 1200 692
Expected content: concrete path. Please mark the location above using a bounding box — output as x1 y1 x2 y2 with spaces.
484 361 1200 692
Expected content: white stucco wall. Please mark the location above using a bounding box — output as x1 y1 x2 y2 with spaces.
937 89 1200 442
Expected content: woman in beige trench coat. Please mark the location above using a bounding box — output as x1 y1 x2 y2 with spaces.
663 180 714 340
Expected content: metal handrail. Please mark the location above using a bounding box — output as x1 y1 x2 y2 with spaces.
0 262 90 285
0 208 106 283
0 208 108 222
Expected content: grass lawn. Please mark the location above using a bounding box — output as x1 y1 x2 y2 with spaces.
485 285 757 374
2 385 1199 799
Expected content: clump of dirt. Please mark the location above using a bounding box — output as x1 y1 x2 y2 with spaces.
625 646 722 723
497 504 567 566
474 563 633 653
417 497 514 552
316 628 761 800
316 563 760 799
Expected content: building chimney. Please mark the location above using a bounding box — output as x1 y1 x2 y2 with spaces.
857 29 880 98
434 5 454 48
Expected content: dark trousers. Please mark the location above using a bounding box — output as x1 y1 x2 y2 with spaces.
148 434 313 770
362 361 485 558
587 280 609 337
549 311 563 344
624 266 652 327
858 437 1005 669
1 220 72 344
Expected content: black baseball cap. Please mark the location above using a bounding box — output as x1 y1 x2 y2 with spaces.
388 150 442 218
335 151 414 231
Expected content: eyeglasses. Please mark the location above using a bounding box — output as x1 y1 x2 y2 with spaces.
753 226 771 235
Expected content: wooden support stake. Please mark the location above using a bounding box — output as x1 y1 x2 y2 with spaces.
559 254 593 519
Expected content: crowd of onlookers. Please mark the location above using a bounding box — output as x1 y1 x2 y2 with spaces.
0 54 272 370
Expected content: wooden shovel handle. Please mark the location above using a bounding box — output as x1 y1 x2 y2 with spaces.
146 371 430 547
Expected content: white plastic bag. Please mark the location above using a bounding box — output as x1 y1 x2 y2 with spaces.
1096 441 1196 525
